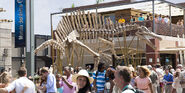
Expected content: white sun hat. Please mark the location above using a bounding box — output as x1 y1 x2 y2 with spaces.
72 69 94 84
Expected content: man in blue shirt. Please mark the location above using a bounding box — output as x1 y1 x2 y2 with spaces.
93 62 108 93
138 14 145 21
40 67 57 93
158 14 162 21
163 68 173 93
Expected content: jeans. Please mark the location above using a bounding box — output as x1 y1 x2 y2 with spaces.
165 85 172 93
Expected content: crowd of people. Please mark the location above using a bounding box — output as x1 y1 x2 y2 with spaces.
129 13 178 25
0 62 185 93
130 14 146 22
176 19 184 26
131 13 185 26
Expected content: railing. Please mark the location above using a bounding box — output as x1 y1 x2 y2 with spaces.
130 20 153 28
129 20 185 37
155 22 184 37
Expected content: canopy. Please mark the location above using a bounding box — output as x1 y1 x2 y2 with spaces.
60 0 185 16
95 0 184 16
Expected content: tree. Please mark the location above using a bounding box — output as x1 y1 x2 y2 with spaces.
72 3 75 8
96 0 104 4
96 0 104 13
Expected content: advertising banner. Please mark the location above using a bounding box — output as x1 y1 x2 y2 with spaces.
15 0 26 47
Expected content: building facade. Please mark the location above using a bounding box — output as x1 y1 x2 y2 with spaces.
0 21 12 72
11 33 51 76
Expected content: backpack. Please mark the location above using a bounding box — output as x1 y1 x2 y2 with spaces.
124 87 144 93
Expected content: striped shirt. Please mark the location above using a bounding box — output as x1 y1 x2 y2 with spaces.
93 70 107 93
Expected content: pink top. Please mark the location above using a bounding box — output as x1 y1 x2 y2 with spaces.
61 75 76 93
135 76 151 93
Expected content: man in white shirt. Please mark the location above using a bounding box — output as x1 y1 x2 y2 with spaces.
0 67 35 93
164 16 169 24
8 67 12 76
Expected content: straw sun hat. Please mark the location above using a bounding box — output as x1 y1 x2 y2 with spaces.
72 69 94 84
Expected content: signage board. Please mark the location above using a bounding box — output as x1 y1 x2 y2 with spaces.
15 0 26 47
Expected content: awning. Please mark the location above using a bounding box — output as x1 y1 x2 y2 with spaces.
61 0 185 16
160 47 185 54
96 1 184 16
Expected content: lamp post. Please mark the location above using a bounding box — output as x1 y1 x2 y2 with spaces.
26 0 35 77
152 0 155 33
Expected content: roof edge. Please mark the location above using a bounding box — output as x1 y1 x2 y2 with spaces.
62 0 153 13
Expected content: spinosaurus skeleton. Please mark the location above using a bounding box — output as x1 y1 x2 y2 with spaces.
34 10 162 70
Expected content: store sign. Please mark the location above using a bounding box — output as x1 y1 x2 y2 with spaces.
15 0 26 47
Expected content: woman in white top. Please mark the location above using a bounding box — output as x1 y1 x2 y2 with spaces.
172 69 182 93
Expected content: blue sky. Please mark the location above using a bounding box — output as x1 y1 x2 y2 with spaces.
0 0 184 35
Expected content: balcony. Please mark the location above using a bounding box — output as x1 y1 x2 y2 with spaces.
128 20 185 37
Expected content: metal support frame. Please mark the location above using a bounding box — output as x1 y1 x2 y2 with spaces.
169 5 172 34
184 9 185 32
26 0 34 77
184 10 185 65
152 0 155 33
50 13 55 73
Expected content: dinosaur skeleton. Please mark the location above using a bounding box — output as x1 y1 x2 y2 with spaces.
35 10 162 70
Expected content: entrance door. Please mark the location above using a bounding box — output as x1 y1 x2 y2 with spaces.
160 54 176 69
